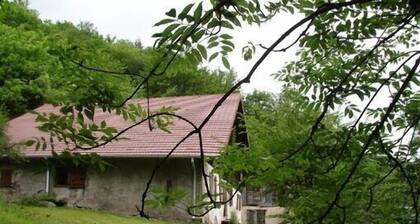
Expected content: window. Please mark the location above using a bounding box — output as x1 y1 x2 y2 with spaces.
245 187 261 205
55 167 69 186
247 209 266 224
245 187 274 206
236 194 242 211
0 169 13 187
55 167 86 188
221 187 227 202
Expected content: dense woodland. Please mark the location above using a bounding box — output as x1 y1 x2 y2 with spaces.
1 0 420 223
0 2 236 118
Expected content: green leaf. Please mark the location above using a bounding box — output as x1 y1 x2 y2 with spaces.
208 42 218 48
220 34 233 39
178 3 194 19
197 44 207 60
162 23 179 36
222 57 230 69
209 52 218 61
165 8 176 18
193 2 203 21
84 108 94 121
192 29 205 42
154 19 174 27
25 140 36 147
191 48 202 62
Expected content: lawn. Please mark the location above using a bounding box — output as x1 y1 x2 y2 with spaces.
0 196 179 224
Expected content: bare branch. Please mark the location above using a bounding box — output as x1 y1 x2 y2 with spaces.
70 59 146 78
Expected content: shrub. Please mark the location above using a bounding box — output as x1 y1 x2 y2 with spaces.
17 192 56 206
230 211 240 224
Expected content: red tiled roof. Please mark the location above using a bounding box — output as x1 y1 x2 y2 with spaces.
6 94 241 158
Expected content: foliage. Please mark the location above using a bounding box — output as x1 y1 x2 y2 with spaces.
0 2 236 118
229 211 240 224
150 0 420 222
145 186 187 209
0 110 8 149
242 90 278 118
16 192 56 206
46 151 113 173
0 110 23 160
215 90 419 223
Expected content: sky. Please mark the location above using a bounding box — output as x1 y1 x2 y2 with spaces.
28 0 303 94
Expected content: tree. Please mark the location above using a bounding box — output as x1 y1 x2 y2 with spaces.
3 0 420 223
146 1 420 222
0 2 236 117
216 89 417 223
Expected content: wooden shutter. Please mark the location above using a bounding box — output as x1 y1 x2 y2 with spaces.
0 169 13 187
68 168 86 188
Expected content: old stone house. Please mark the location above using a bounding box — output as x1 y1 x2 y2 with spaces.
1 94 248 224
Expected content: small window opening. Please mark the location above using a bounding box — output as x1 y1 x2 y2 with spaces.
0 169 13 188
54 167 86 189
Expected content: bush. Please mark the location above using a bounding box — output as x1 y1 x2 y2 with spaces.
17 192 56 206
230 211 240 224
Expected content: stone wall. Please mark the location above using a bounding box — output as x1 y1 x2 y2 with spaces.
0 159 46 194
0 157 203 221
0 157 245 223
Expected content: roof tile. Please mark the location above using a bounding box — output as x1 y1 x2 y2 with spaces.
6 94 241 158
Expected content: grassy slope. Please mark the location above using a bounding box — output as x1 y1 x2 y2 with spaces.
0 198 178 224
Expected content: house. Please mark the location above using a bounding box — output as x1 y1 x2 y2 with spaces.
241 187 285 224
0 93 248 224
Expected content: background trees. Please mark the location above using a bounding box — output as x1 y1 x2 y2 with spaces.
0 2 236 118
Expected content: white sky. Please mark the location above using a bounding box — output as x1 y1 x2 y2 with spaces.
28 0 303 94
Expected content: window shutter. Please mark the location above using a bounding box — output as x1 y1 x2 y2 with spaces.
0 169 13 187
68 168 86 188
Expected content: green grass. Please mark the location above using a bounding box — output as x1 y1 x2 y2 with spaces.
0 196 179 224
